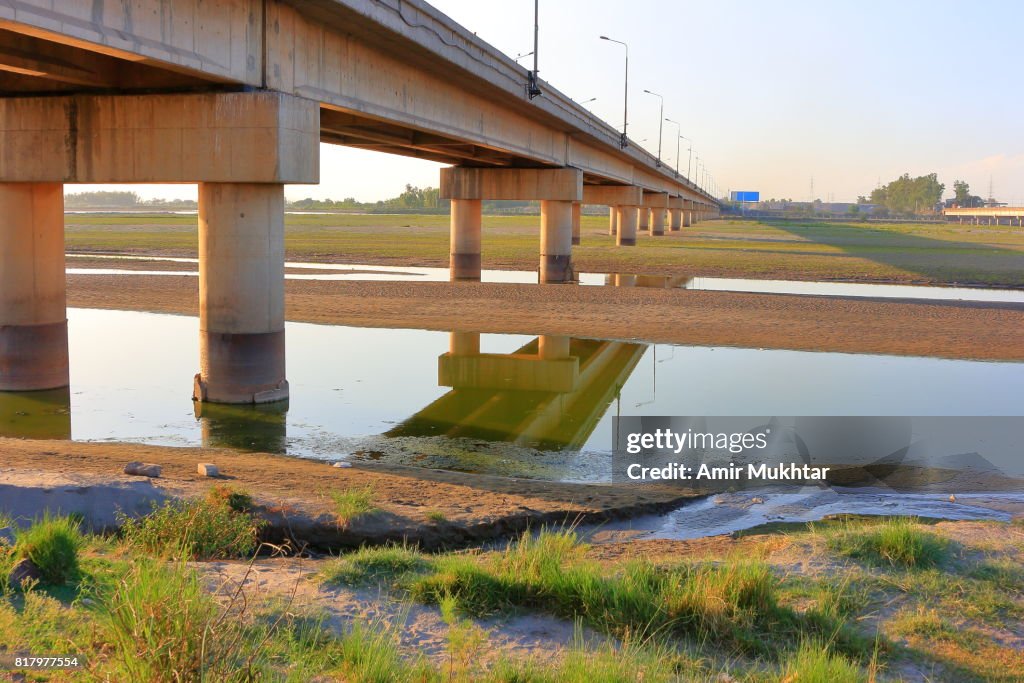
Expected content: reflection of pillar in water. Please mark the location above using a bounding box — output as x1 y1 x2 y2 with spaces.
195 400 289 454
449 331 481 356
615 274 638 287
538 335 571 360
0 387 71 440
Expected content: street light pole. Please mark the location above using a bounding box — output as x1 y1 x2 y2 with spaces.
527 0 542 98
643 89 663 166
664 118 681 176
600 36 628 148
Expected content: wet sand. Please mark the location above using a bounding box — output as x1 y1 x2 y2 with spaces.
66 273 1024 361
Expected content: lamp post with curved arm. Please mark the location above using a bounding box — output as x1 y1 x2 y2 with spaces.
643 89 663 166
600 35 628 148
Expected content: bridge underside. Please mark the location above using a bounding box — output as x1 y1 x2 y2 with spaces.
0 0 718 403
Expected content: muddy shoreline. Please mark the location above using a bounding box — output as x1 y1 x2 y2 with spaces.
0 438 697 552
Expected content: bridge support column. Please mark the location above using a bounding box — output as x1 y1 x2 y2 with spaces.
638 207 649 232
669 208 682 231
540 200 574 283
0 183 68 391
650 209 666 236
194 183 288 404
616 206 639 246
450 199 482 281
608 207 617 235
440 167 582 282
571 202 582 246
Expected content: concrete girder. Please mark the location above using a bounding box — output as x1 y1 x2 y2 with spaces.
440 167 582 201
581 185 644 207
0 92 319 184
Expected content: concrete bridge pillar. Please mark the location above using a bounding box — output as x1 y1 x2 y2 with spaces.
0 91 319 404
440 167 582 284
650 209 666 236
571 202 582 246
638 207 650 232
540 200 574 283
0 183 68 391
616 206 639 246
683 207 692 227
582 187 643 247
450 199 483 281
669 208 682 231
194 183 288 404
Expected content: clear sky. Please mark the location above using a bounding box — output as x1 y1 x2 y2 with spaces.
82 0 1024 205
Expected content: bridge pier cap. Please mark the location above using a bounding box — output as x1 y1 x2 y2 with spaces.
440 167 582 202
440 167 583 283
0 92 319 184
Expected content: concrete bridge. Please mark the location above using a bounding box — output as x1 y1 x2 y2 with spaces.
943 207 1024 226
0 0 719 404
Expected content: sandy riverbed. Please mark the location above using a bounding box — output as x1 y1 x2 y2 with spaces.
64 272 1024 361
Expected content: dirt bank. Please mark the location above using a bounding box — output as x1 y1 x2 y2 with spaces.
0 438 692 551
65 273 1024 361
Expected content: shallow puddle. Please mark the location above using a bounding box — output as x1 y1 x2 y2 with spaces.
65 254 1024 302
1 308 1022 487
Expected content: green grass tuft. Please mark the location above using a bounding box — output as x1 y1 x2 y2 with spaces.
822 517 950 568
405 528 868 659
329 486 378 527
118 496 265 560
98 559 225 681
778 640 869 683
322 544 430 586
12 514 84 586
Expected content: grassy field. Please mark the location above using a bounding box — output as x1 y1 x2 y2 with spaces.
64 213 1024 287
2 499 1022 681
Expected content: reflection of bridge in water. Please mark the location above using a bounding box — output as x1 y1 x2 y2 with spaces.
194 401 289 454
386 333 647 450
0 332 647 456
0 388 71 440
